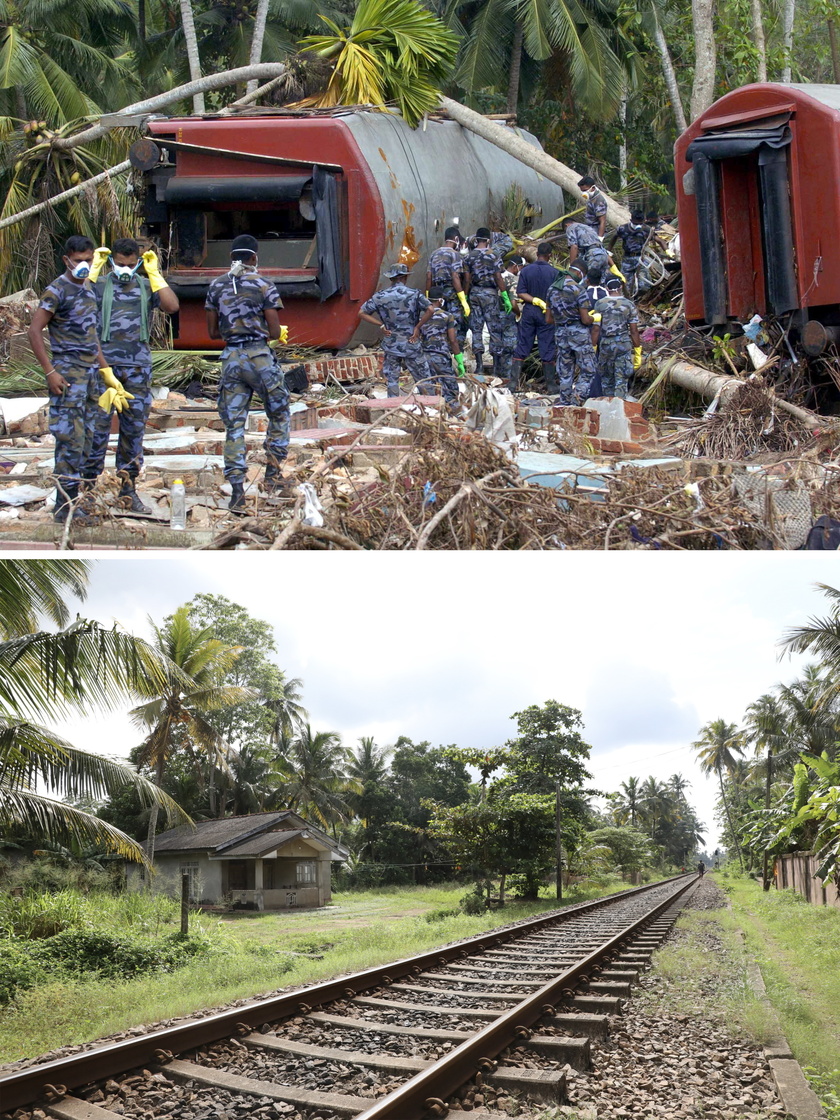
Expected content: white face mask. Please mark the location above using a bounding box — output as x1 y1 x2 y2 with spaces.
112 262 141 283
67 259 91 279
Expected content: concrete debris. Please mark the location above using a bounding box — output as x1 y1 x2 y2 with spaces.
0 339 838 549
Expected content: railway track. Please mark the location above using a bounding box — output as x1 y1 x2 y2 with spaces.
1 874 699 1120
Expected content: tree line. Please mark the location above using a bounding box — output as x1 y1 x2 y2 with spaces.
1 561 710 899
691 583 840 892
4 0 840 294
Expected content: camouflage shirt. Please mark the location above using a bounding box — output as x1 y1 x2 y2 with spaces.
593 295 639 339
548 274 591 326
491 231 514 263
39 274 100 366
361 282 430 338
465 248 500 288
205 269 283 344
427 245 464 290
584 189 608 230
565 222 601 252
420 307 456 357
95 276 160 367
614 223 648 257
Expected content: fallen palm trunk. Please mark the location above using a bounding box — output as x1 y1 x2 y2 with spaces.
439 97 631 229
665 358 827 428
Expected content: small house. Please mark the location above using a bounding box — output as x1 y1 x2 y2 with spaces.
128 811 347 910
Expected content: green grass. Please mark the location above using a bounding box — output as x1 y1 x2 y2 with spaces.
0 878 631 1063
717 872 840 1112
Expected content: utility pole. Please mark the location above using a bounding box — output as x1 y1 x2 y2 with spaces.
555 781 563 901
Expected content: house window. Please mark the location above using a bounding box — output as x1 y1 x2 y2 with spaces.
263 862 275 890
180 862 200 901
296 860 317 885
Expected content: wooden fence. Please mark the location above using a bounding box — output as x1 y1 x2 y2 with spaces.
775 851 840 909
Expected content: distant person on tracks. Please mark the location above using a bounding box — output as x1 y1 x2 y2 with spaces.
205 233 292 513
697 861 706 876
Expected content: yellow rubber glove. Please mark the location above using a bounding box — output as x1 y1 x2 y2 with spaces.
98 367 134 413
270 326 289 347
590 312 602 324
89 246 111 283
532 298 547 313
141 249 168 293
633 346 643 370
609 262 627 284
457 291 471 319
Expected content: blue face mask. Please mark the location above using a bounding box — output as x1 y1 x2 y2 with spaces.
67 259 91 279
112 261 142 283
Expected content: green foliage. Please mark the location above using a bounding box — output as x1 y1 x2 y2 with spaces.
586 825 652 871
804 1068 840 1120
299 0 459 126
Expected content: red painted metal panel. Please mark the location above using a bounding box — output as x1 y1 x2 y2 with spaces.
147 116 383 349
675 83 840 323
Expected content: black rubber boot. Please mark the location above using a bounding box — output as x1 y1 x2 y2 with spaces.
509 359 523 392
229 481 246 514
119 482 151 515
54 486 97 526
53 489 70 523
542 360 559 393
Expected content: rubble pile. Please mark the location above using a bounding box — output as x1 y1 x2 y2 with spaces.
0 329 838 548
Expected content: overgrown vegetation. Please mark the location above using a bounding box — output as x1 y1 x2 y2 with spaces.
721 874 840 1108
0 879 626 1062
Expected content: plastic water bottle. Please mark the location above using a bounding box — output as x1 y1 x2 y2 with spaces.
169 479 186 530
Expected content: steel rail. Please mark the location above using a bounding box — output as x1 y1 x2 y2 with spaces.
0 874 693 1112
355 874 698 1120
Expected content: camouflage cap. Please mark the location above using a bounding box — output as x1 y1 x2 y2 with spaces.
386 263 409 278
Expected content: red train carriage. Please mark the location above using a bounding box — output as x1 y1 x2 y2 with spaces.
675 83 840 355
137 110 561 351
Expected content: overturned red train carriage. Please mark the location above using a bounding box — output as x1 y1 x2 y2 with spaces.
675 83 840 355
135 110 561 350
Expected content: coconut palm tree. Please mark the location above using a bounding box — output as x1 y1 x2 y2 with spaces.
0 561 189 863
130 606 254 863
782 584 840 682
265 672 308 745
297 0 460 126
612 775 642 827
693 718 745 869
272 724 356 833
346 736 392 826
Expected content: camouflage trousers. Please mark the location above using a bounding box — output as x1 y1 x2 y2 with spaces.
421 350 459 403
381 337 431 397
597 337 633 398
218 343 290 484
86 365 153 481
49 362 100 492
584 245 610 284
556 324 597 405
442 290 468 348
497 313 518 381
468 287 505 366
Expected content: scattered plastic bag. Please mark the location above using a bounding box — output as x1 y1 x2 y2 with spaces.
464 387 519 459
297 482 324 527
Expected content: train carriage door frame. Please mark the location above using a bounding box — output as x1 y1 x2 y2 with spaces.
686 117 796 323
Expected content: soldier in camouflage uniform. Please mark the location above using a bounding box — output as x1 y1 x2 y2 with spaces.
546 262 597 404
465 228 510 379
607 210 649 294
359 263 432 396
27 234 112 524
592 277 642 398
86 238 179 513
578 175 608 238
419 287 466 406
425 227 469 347
205 234 291 513
564 219 609 284
499 256 523 388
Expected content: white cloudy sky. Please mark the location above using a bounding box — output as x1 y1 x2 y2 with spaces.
40 552 840 851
